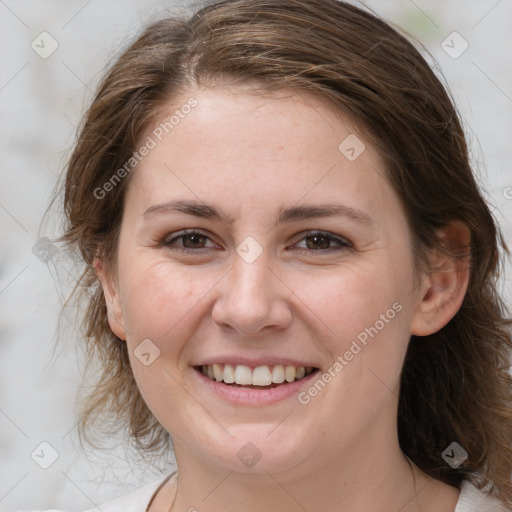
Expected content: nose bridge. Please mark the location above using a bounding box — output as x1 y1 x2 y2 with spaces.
234 253 271 297
212 250 291 334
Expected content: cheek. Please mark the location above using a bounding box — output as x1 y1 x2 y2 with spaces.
300 258 413 385
299 262 407 339
119 261 218 423
119 260 217 352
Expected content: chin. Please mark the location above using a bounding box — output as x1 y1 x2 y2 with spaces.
199 424 312 475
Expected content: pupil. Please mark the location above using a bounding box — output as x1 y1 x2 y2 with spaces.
184 234 205 248
307 235 329 250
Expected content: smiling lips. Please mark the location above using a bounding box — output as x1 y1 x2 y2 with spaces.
197 363 316 388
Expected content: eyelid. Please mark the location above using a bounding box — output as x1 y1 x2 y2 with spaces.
165 228 208 242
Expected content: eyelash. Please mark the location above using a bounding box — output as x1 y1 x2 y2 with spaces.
162 229 351 255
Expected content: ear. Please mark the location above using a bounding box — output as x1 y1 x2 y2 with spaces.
410 220 471 336
93 256 127 341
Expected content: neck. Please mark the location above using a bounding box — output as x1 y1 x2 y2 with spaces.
164 429 446 512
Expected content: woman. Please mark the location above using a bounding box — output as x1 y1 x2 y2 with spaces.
43 0 512 510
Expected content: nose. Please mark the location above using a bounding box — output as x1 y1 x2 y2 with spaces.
211 253 293 336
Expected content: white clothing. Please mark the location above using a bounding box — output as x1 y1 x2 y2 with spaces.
26 473 510 512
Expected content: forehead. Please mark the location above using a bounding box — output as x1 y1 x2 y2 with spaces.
126 86 394 220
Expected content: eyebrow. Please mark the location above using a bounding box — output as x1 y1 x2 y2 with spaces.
143 200 235 224
143 199 372 225
278 203 372 224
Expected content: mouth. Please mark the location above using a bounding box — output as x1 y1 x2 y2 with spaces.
194 363 319 390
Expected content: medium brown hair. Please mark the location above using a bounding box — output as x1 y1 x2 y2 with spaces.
58 0 512 505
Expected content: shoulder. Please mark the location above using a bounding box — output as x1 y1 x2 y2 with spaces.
455 480 511 512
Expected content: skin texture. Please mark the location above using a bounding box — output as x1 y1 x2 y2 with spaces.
95 86 469 512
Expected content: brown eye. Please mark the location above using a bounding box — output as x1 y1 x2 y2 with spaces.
305 234 332 250
293 231 351 253
164 230 217 252
181 233 208 248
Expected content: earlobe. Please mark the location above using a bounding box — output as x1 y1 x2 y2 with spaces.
93 256 127 341
410 221 471 336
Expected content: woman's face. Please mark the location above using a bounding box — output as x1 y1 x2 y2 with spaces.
103 86 425 476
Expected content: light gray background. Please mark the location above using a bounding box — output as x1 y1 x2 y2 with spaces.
1 0 511 510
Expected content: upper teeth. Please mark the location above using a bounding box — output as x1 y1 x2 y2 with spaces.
201 364 314 386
